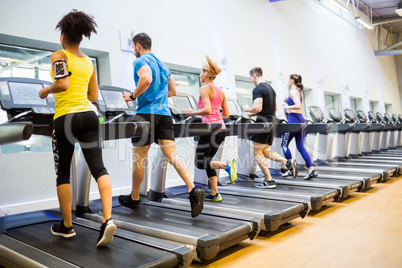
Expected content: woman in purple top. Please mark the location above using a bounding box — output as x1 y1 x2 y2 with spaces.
187 56 237 201
282 74 317 180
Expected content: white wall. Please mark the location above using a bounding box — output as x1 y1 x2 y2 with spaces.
1 0 402 213
0 0 400 113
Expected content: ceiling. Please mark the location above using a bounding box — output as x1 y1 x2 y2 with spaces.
359 0 402 32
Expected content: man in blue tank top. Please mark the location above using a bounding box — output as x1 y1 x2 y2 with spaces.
119 33 204 218
243 67 298 189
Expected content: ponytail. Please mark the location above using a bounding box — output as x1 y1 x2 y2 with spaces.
290 74 304 91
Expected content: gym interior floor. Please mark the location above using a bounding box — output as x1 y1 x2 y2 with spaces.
191 175 402 268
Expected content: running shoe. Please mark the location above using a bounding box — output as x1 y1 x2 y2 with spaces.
282 159 298 179
189 187 204 218
281 169 293 177
255 179 276 189
204 192 222 202
51 221 76 238
118 194 141 211
288 159 298 179
303 169 318 180
226 159 237 184
96 218 117 247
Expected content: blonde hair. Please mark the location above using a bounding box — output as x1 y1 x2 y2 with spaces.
202 56 221 80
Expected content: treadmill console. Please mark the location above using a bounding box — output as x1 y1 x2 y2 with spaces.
328 107 342 123
97 85 136 121
376 112 386 124
344 109 357 123
384 113 393 124
169 93 200 122
225 99 251 123
308 106 325 123
368 111 377 123
356 110 368 123
0 77 55 135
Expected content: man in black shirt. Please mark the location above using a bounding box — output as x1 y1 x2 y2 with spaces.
243 67 297 189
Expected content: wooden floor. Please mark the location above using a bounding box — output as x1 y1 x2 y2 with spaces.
191 175 402 268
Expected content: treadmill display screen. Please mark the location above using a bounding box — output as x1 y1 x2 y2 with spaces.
377 113 385 122
227 100 240 116
328 108 341 121
368 111 376 121
101 90 128 109
357 110 367 120
344 109 356 121
9 82 47 106
172 96 193 114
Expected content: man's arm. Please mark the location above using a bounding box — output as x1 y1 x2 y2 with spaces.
244 98 263 114
167 76 176 97
123 64 152 102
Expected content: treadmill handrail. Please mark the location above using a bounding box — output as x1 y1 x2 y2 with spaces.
0 122 33 145
101 122 151 140
305 123 333 133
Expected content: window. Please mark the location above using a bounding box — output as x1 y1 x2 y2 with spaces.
0 44 98 81
369 101 378 112
350 98 357 113
170 70 200 100
324 93 342 118
385 103 392 114
301 88 312 118
0 43 98 154
235 79 254 107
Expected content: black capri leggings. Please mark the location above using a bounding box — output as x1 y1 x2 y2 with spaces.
195 130 226 178
52 111 108 186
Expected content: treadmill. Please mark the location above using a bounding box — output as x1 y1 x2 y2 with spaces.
298 106 396 182
252 113 364 197
0 77 193 268
358 111 402 157
341 111 402 169
188 98 341 211
76 86 259 262
142 94 311 232
295 107 381 189
360 113 402 158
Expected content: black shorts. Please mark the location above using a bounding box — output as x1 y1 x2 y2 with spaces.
249 118 277 146
131 114 175 147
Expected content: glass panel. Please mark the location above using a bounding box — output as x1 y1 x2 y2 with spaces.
302 89 312 118
0 43 97 154
170 71 200 100
350 98 357 113
324 94 335 117
235 80 253 107
369 101 375 112
0 44 98 81
385 104 392 114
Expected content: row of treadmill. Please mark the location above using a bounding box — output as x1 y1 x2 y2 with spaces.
0 77 401 267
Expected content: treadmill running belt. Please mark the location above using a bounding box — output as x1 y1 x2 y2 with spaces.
6 220 178 268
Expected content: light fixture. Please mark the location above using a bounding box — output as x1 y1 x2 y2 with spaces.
327 0 349 12
396 2 402 16
355 17 374 29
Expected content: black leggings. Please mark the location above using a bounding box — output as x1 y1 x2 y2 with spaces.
52 111 108 186
195 131 226 178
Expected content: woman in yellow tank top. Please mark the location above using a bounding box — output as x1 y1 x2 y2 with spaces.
39 10 116 247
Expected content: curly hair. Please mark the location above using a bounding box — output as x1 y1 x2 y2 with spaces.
56 9 97 45
203 56 221 80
